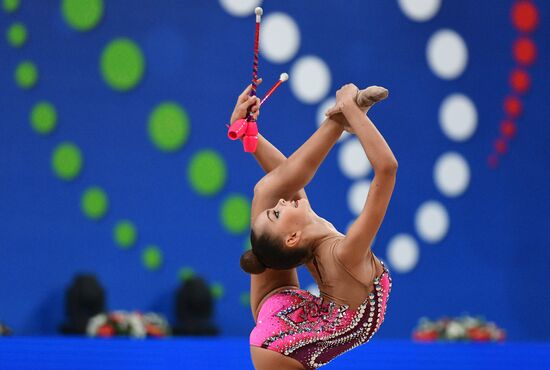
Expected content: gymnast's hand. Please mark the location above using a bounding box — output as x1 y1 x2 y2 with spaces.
335 83 359 109
229 79 262 125
325 83 359 133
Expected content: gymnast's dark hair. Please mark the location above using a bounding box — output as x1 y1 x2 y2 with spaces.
240 228 313 274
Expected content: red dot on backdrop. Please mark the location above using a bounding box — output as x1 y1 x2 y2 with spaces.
510 69 531 93
495 138 508 154
500 120 518 138
504 96 523 117
488 154 499 168
513 38 537 66
512 1 539 33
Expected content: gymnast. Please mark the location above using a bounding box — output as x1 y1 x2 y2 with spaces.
230 81 397 369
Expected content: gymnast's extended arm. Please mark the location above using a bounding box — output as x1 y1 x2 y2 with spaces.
252 113 344 201
333 84 398 265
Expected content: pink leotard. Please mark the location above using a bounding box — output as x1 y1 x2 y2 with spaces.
250 260 392 369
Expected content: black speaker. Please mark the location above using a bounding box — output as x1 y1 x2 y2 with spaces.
172 276 219 336
60 274 106 335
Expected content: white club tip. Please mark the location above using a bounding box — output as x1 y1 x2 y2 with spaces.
255 7 263 16
280 73 289 82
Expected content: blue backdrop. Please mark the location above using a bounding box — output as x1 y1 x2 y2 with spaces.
1 0 549 341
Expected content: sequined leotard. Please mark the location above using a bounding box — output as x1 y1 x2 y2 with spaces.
250 259 392 369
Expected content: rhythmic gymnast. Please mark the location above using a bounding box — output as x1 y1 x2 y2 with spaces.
229 81 397 369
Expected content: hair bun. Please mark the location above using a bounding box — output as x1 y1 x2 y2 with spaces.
240 250 266 274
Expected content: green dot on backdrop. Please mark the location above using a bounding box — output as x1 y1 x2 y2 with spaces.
3 0 20 13
210 283 224 299
7 22 27 47
61 0 103 31
81 186 109 220
188 150 226 196
148 102 190 152
178 267 195 281
220 194 250 234
52 142 83 180
31 101 57 134
143 246 163 270
240 292 250 307
15 61 38 89
100 38 145 91
113 220 137 248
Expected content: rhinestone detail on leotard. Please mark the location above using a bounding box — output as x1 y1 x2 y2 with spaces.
259 261 392 369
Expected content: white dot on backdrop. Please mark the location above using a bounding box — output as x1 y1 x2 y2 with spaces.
260 13 300 63
317 98 350 141
307 283 320 297
290 56 331 104
398 0 442 22
427 29 468 80
439 94 478 142
347 180 371 216
387 234 419 273
338 138 372 179
415 201 449 243
219 0 262 17
434 152 470 197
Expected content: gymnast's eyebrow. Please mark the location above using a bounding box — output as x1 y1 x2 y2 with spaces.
266 210 273 222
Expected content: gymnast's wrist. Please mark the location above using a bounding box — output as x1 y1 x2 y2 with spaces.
341 100 363 121
325 118 345 134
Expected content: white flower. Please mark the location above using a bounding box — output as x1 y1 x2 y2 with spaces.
128 312 146 338
446 321 466 339
86 313 107 337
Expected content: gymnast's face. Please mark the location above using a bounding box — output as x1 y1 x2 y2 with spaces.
254 198 312 248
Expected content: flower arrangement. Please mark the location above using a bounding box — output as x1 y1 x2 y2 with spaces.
412 315 506 342
87 311 170 338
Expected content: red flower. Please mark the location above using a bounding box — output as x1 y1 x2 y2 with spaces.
413 329 438 342
146 324 164 337
97 324 115 337
468 327 491 342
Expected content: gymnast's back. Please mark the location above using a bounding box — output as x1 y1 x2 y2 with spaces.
249 230 392 370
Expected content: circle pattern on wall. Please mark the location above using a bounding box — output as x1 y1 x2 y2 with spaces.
427 29 468 80
15 60 38 89
7 22 27 47
398 0 441 22
61 0 104 31
51 142 83 181
148 102 190 152
100 38 145 91
31 102 57 135
188 150 227 196
81 186 109 220
260 12 301 64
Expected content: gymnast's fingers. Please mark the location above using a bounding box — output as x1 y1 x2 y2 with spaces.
325 103 342 117
235 96 256 117
251 97 261 119
238 78 263 103
250 97 260 111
